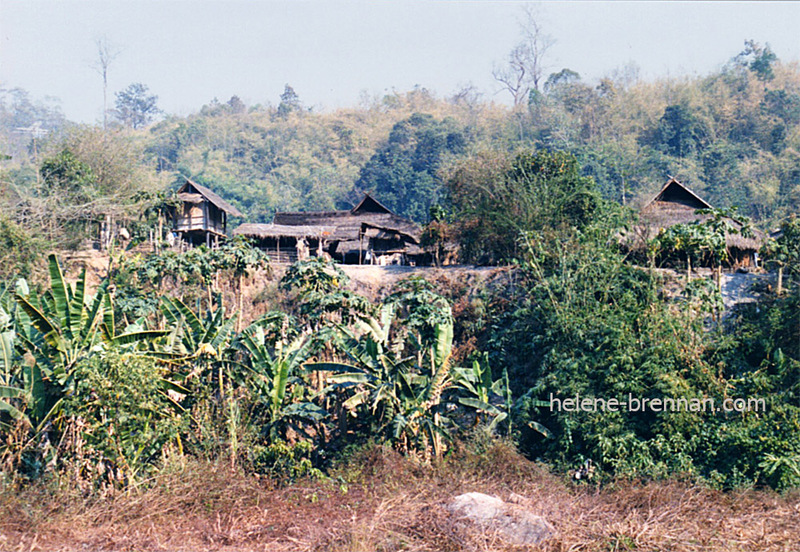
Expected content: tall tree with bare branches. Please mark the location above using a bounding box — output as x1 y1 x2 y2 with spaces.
92 37 121 129
493 6 554 108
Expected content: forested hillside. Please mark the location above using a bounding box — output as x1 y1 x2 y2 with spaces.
2 42 799 239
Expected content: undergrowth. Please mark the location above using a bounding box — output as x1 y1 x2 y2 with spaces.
1 436 798 552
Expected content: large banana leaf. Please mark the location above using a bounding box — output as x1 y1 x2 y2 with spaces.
67 268 87 340
81 284 106 344
160 297 204 339
47 253 72 336
111 330 170 347
433 321 453 369
0 384 25 420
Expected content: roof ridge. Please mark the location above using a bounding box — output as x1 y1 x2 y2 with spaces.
180 178 243 217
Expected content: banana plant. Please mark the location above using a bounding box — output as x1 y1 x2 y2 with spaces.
2 256 167 450
0 282 61 455
452 353 513 435
237 320 327 441
159 296 237 358
307 305 456 461
157 296 238 395
0 299 24 428
14 255 166 383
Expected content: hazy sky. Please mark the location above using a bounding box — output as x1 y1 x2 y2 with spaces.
1 1 799 124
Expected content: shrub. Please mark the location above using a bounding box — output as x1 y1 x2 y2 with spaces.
60 351 185 487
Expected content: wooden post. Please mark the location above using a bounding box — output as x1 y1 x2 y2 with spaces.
778 266 784 295
359 232 363 265
276 236 280 264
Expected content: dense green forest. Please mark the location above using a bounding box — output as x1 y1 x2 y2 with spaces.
0 42 799 500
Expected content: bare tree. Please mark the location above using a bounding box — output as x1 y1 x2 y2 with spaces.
92 37 121 129
493 6 554 107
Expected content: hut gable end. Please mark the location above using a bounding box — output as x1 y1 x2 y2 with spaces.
351 193 392 215
640 178 714 229
646 178 712 211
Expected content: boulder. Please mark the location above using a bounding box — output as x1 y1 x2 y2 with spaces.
447 492 554 546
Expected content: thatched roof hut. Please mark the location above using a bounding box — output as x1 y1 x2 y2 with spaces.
630 178 764 266
234 193 425 264
272 194 421 243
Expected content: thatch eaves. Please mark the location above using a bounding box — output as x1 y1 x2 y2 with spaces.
361 221 421 244
272 194 422 243
233 223 337 240
178 179 243 217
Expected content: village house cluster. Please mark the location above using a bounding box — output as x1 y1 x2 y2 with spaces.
170 176 765 268
173 179 425 265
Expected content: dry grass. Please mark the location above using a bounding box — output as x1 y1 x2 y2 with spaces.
1 441 799 551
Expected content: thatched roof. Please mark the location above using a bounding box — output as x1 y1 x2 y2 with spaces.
352 193 393 215
639 178 712 228
177 179 243 217
233 223 337 240
630 178 763 251
272 193 421 243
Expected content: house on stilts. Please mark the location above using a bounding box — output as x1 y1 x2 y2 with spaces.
174 179 243 247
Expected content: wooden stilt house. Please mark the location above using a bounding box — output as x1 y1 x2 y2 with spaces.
174 179 243 247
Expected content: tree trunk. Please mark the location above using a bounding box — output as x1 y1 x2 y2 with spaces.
778 266 784 295
237 273 244 333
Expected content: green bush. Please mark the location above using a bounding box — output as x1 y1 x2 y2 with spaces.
248 440 322 482
0 217 46 280
61 351 185 486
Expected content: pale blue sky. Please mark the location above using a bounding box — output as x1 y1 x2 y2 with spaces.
1 1 798 123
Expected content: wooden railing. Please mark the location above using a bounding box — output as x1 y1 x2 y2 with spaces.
269 247 299 264
175 216 224 234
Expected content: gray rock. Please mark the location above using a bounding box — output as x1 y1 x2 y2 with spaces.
447 492 554 546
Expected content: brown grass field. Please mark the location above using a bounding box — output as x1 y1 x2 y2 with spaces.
1 440 799 552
